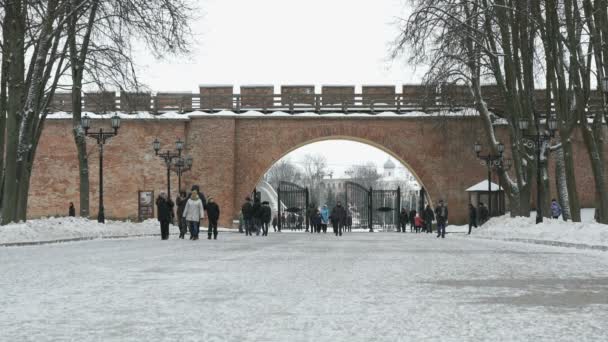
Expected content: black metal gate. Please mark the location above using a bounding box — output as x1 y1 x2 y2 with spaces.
277 181 309 231
344 182 401 232
372 188 401 232
345 182 372 231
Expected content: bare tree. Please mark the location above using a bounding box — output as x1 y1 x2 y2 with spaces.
300 154 328 205
65 0 193 217
346 162 381 190
265 158 302 190
0 0 195 224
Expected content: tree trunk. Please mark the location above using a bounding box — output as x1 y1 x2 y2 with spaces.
1 0 26 224
561 139 581 221
581 125 608 224
554 146 572 220
0 23 8 211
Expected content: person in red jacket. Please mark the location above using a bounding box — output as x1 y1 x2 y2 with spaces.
414 213 424 234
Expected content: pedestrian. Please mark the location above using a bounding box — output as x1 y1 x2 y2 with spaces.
242 197 254 236
423 204 435 234
188 185 207 209
261 201 271 236
320 204 330 233
435 199 449 239
398 208 408 233
479 202 489 225
68 202 76 217
551 199 562 219
238 212 244 233
280 212 286 232
414 213 424 233
182 190 204 240
468 203 478 235
272 215 278 232
206 197 220 240
306 204 316 233
313 209 323 233
253 197 263 236
331 201 347 237
346 213 353 232
409 208 417 232
176 191 188 239
155 192 174 240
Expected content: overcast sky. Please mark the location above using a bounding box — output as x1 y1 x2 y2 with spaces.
135 0 420 91
134 0 419 180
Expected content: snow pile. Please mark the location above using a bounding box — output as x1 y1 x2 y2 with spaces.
0 217 166 245
462 212 608 247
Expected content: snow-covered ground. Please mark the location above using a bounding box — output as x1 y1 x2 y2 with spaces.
0 217 176 245
457 209 608 248
1 232 608 341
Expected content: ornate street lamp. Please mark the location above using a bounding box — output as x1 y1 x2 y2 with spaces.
171 155 194 193
518 115 558 224
81 114 121 223
474 141 504 218
153 138 184 198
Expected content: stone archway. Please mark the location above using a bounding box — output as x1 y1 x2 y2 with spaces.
247 136 437 209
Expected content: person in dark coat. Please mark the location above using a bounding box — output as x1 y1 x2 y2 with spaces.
206 197 220 240
468 203 477 235
398 208 408 233
435 199 449 238
252 197 263 236
330 201 347 237
409 209 417 232
346 213 353 232
272 215 278 232
242 197 254 236
479 202 489 225
69 202 76 217
312 209 322 233
280 212 286 232
156 192 174 240
423 204 435 234
176 191 188 239
261 201 272 236
306 204 316 233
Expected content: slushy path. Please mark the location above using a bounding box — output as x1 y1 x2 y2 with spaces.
1 232 607 341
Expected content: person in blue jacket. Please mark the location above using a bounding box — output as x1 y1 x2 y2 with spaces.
551 199 562 219
320 204 330 233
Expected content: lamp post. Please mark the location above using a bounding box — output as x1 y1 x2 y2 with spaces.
171 156 193 193
81 114 121 223
474 141 505 218
496 158 513 215
518 116 558 224
153 138 184 198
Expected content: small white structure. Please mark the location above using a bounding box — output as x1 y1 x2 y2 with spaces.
466 180 505 216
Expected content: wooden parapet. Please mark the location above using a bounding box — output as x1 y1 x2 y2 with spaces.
200 85 233 111
84 91 116 113
120 92 151 113
49 92 73 112
362 86 396 106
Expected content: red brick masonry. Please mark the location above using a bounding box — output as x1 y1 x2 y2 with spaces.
29 116 606 227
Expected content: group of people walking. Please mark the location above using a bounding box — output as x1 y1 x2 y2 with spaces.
155 185 220 240
398 200 450 238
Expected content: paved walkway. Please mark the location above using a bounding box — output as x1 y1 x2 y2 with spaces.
1 232 607 341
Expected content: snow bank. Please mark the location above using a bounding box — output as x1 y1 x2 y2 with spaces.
0 217 164 245
455 210 608 248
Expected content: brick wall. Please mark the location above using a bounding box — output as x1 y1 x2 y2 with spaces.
29 117 607 227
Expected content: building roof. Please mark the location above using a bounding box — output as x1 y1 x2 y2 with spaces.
383 158 396 169
466 180 501 192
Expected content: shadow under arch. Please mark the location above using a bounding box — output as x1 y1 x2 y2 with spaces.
250 135 436 209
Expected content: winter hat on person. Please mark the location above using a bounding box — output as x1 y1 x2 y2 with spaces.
208 197 214 202
191 185 200 193
245 196 251 201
